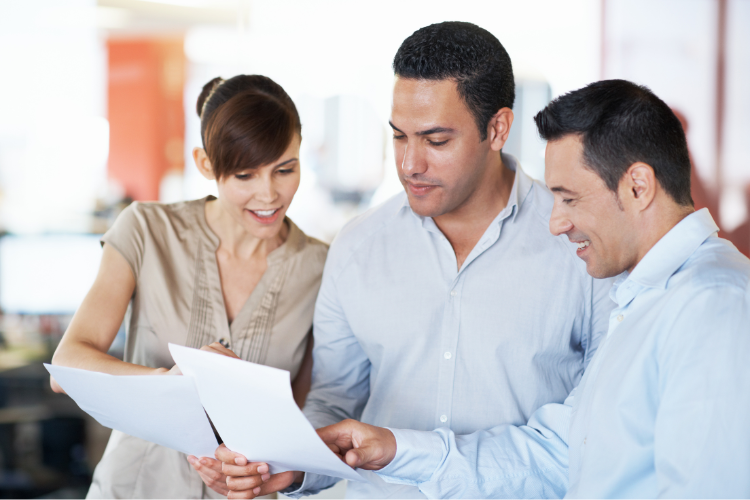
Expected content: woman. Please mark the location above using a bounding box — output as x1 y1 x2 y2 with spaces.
51 75 327 498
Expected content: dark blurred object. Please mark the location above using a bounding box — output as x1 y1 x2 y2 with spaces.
0 364 95 498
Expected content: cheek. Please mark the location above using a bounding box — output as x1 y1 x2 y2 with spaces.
278 174 301 202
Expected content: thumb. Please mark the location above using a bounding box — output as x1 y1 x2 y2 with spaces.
344 445 381 470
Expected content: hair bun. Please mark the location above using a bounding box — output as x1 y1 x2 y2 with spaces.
196 77 224 118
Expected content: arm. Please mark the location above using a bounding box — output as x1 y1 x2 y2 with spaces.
50 244 168 392
654 287 750 497
316 390 576 499
291 331 314 409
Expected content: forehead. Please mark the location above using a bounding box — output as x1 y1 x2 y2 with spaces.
391 77 473 130
544 135 604 191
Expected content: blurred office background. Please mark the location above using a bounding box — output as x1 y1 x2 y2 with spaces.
0 0 747 497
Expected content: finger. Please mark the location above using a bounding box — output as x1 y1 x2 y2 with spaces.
215 444 249 466
201 342 241 359
188 457 222 478
222 461 269 477
227 489 258 500
226 474 266 491
345 447 378 469
317 420 355 450
327 443 342 454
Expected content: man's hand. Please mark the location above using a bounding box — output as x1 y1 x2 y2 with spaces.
317 419 397 470
215 444 304 499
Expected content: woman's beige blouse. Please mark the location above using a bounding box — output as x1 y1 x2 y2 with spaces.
87 197 328 499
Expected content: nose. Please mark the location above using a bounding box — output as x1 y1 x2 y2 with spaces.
549 204 574 236
399 141 427 177
256 175 279 204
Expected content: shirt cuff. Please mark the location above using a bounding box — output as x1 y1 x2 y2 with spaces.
376 428 446 486
280 471 338 498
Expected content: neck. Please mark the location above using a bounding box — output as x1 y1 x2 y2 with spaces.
205 199 286 259
628 199 694 273
433 153 515 268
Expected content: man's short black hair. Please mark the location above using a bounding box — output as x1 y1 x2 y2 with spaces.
393 21 515 141
534 79 693 207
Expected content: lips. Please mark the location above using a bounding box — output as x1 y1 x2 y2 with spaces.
246 208 281 224
406 182 437 196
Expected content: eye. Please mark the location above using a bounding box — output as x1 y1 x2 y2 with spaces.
392 134 406 141
562 198 574 205
235 173 253 180
277 168 295 175
428 139 448 146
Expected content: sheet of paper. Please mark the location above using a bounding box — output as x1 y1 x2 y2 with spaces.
45 364 218 458
168 344 367 482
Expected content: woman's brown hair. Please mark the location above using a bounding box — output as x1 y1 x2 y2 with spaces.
196 75 301 179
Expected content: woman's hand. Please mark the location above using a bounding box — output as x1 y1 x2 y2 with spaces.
158 342 239 376
188 454 231 496
213 444 303 499
200 342 241 359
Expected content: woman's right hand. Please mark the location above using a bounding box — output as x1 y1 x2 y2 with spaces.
214 444 302 499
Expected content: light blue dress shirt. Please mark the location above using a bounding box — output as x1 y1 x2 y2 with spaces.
289 155 615 498
377 208 750 498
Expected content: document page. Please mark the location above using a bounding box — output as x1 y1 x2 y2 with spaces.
45 364 218 458
168 344 367 482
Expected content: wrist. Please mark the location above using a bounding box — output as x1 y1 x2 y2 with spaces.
153 367 170 375
292 471 305 484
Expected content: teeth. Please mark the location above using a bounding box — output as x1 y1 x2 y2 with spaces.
252 209 277 217
577 240 591 249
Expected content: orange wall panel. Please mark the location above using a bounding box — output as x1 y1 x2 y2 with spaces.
107 38 184 201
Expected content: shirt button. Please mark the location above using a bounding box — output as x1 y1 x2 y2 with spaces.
617 315 624 322
450 290 457 297
218 338 230 348
444 351 452 360
440 415 447 423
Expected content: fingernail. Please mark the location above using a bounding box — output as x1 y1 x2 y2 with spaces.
261 473 270 482
258 464 268 474
235 457 245 465
187 457 196 465
200 458 206 465
253 487 261 495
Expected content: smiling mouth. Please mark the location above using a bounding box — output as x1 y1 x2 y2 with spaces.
249 209 279 218
576 240 591 249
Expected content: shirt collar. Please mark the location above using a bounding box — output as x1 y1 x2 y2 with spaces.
611 208 719 305
397 153 533 226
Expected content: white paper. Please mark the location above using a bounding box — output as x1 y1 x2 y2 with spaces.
168 344 367 482
44 364 218 458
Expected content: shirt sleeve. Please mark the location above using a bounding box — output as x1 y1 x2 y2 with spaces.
100 202 147 281
654 285 750 498
284 246 374 497
376 389 576 498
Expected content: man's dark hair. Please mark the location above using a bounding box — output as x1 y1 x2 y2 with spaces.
393 21 514 141
534 79 693 206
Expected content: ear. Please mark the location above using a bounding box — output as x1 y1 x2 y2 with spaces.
621 162 656 211
193 147 216 181
487 108 514 151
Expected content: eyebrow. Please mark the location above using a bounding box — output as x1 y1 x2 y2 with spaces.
389 121 456 136
550 186 578 195
274 158 298 168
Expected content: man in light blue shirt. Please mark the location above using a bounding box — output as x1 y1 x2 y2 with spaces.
194 23 613 498
314 80 750 498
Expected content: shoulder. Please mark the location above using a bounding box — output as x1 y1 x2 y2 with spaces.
325 192 407 277
286 219 329 270
123 198 205 235
674 235 750 294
